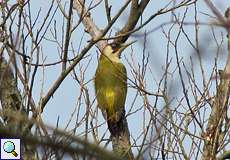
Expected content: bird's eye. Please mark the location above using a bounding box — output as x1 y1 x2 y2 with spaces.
110 43 121 54
111 43 117 49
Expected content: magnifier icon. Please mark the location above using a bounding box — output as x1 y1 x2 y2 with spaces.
3 141 18 157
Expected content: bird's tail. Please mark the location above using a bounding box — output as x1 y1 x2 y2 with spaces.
107 109 126 137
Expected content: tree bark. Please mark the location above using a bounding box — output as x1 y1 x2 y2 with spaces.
202 7 230 160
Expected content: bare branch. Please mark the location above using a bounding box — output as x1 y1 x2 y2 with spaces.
114 0 150 44
73 0 107 50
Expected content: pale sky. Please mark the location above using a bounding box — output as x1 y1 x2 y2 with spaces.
3 0 230 158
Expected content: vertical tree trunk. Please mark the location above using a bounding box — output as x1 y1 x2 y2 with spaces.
202 7 230 160
0 57 24 126
108 110 134 159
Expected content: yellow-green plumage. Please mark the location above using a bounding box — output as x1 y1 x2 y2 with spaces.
95 50 127 122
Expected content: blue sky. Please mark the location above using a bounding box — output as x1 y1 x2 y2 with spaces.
4 0 230 157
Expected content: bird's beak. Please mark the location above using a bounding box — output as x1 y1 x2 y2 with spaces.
118 41 136 57
120 40 136 51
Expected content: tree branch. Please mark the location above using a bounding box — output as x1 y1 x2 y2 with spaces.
202 7 230 160
114 0 150 44
73 0 107 50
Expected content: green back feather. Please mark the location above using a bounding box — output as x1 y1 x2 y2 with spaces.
95 56 127 121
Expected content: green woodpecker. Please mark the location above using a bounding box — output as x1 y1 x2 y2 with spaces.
94 41 134 135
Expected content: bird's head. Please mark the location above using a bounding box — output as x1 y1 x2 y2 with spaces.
102 41 136 62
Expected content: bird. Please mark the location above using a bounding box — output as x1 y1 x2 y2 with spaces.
94 41 134 136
